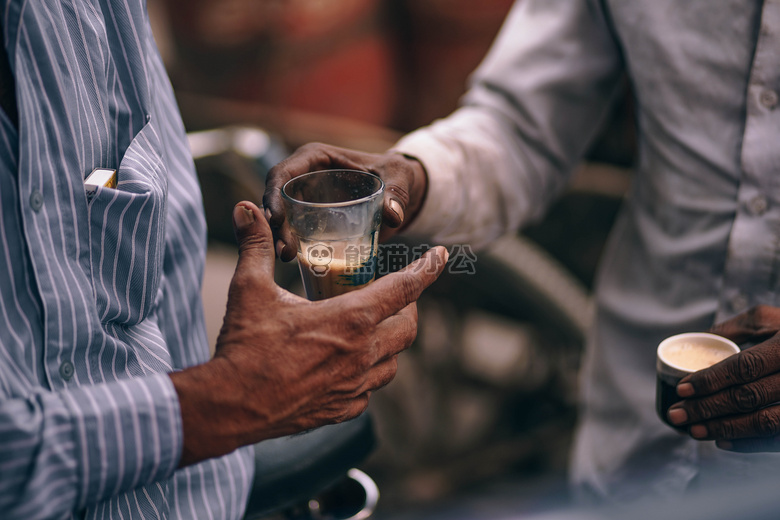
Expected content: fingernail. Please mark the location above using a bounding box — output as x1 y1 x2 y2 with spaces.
275 239 285 258
234 205 255 229
389 199 404 223
690 424 708 439
264 207 273 222
716 440 733 450
668 407 688 425
441 246 450 263
677 382 695 397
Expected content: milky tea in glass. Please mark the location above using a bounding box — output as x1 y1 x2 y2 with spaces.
656 333 740 429
282 170 384 301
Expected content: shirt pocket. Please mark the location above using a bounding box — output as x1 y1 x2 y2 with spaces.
87 121 168 326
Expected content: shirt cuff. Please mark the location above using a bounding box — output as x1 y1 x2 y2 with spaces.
59 373 183 509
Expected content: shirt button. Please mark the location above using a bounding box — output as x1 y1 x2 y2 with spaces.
760 89 778 109
749 195 768 216
731 294 748 313
59 361 74 381
29 189 43 212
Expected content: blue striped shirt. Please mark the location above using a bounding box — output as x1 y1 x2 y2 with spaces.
0 0 254 518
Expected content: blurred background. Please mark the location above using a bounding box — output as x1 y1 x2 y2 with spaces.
146 0 636 517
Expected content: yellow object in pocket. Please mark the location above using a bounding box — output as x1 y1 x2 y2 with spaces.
84 168 117 195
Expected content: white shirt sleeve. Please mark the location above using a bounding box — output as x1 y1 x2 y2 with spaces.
393 0 625 250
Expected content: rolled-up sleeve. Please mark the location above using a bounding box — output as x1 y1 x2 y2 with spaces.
0 374 182 519
394 0 624 249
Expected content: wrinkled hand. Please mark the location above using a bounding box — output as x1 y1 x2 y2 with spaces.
262 143 428 261
171 202 447 466
667 305 780 452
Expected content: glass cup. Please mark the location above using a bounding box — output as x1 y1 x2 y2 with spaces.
282 169 384 301
656 332 740 429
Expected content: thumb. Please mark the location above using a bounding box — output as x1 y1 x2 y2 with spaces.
347 246 449 321
232 202 276 279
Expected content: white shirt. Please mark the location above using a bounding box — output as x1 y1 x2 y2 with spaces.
395 0 780 501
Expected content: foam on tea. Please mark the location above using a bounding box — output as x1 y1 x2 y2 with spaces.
661 341 735 371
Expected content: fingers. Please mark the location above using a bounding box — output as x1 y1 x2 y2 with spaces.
678 404 780 443
378 154 416 229
379 154 427 239
263 143 334 228
263 143 380 262
263 143 346 261
678 334 780 397
710 305 780 344
263 143 370 227
371 303 418 361
232 202 276 279
346 246 449 322
263 144 428 254
275 225 298 262
361 357 400 394
671 372 780 426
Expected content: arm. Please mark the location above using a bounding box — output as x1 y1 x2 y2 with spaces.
0 374 181 518
0 203 446 516
395 0 625 248
264 0 624 252
171 202 448 466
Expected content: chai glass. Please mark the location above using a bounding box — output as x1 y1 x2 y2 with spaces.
282 169 384 301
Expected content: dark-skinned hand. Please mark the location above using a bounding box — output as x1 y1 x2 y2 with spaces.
170 201 448 466
667 305 780 452
262 143 428 260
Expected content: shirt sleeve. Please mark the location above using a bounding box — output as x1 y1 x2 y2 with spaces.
393 0 625 249
0 373 182 519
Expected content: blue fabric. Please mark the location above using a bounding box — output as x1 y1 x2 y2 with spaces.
0 1 254 518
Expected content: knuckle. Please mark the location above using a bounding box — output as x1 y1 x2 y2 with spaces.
299 141 327 152
751 304 770 323
346 309 376 336
239 233 271 251
731 385 766 413
395 274 421 305
736 350 766 382
688 398 719 421
712 418 735 440
756 409 780 437
380 158 413 194
357 351 374 373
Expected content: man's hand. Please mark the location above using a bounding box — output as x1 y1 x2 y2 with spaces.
262 143 428 261
667 305 780 452
170 202 447 466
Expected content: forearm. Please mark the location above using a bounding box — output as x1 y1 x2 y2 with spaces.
393 107 550 249
170 357 270 468
394 0 624 248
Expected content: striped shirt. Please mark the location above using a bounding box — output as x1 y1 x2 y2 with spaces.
0 1 254 518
